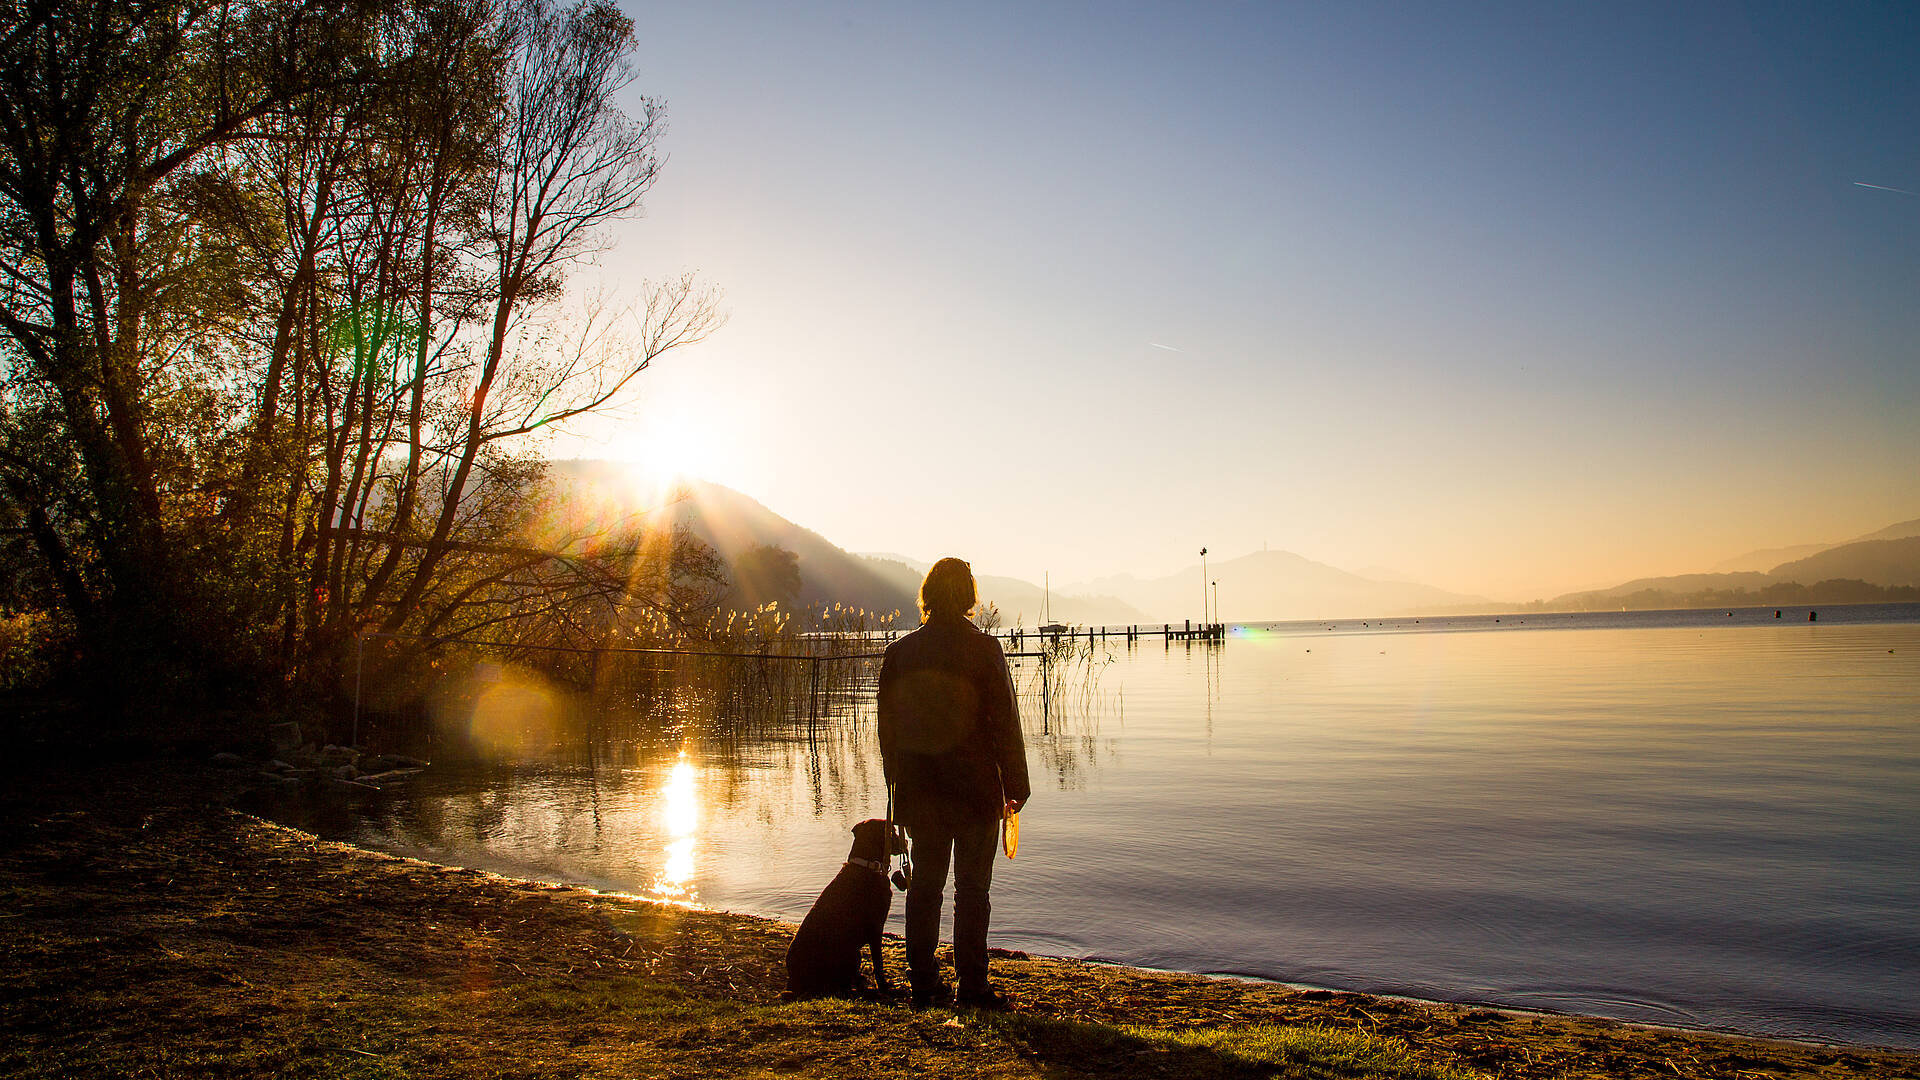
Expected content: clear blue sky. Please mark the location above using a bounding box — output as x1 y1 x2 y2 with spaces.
558 1 1919 600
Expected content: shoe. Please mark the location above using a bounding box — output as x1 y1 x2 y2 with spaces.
956 985 1013 1011
910 983 953 1009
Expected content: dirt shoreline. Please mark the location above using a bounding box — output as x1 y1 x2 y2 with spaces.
2 757 1916 1079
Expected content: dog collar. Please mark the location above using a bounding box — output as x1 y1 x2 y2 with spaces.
846 857 887 874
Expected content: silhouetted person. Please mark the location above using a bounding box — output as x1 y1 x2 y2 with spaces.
878 557 1030 1009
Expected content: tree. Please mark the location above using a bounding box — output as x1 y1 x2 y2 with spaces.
304 0 722 685
0 0 725 714
731 544 802 611
0 0 381 690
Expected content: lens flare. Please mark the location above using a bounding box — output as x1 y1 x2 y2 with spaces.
433 661 564 760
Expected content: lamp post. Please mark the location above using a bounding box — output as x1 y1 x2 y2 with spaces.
1199 547 1208 628
1212 581 1219 630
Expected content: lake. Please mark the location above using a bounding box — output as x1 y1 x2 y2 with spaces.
290 605 1920 1049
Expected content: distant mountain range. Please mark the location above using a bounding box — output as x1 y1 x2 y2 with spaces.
548 463 1918 621
547 463 1488 623
1709 518 1920 573
855 554 1144 627
1061 550 1493 623
1545 520 1920 609
1708 543 1832 574
864 551 1498 625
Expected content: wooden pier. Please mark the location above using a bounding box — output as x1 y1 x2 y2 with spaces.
994 620 1226 649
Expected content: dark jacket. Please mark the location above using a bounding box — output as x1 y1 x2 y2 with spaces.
877 613 1031 829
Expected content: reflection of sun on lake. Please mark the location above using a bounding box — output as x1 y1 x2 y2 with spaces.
651 753 699 903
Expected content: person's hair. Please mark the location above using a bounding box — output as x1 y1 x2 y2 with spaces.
918 557 978 620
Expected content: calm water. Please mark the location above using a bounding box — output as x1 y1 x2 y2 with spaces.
296 606 1920 1048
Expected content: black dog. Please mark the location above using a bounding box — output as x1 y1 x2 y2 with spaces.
784 818 906 999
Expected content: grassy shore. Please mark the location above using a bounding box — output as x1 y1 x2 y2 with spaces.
2 749 1915 1079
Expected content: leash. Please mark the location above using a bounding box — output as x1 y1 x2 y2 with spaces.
886 783 911 892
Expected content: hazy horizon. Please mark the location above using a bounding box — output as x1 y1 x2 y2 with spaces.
545 3 1918 602
551 460 1915 609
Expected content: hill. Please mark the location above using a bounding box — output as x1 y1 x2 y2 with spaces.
1709 518 1920 574
1710 543 1831 574
1845 518 1920 544
1542 518 1920 610
1069 549 1495 622
546 462 915 618
1768 536 1920 587
1554 572 1774 605
858 555 1144 626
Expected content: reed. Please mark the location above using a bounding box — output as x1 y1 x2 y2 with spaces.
351 603 1111 755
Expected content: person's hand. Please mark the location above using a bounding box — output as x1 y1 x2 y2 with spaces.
1005 797 1026 816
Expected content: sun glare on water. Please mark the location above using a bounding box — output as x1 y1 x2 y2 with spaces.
652 753 700 903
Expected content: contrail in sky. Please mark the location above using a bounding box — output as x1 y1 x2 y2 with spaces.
1853 181 1919 197
1150 342 1183 352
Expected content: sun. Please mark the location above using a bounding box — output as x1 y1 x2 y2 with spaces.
564 398 726 484
551 372 775 502
602 409 704 481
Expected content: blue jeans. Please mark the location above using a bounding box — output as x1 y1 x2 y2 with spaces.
905 818 999 994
